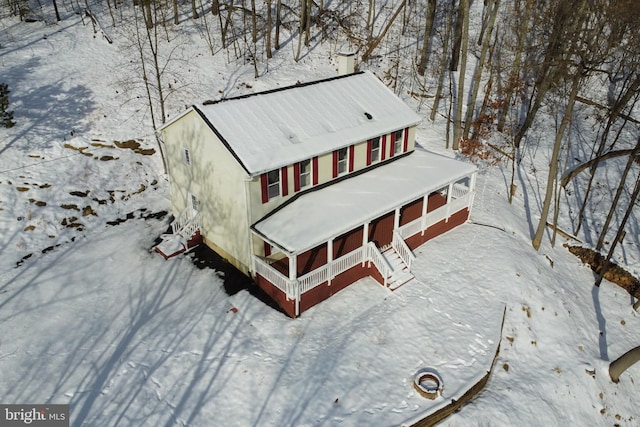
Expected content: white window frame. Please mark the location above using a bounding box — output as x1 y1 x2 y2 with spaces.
337 147 348 175
267 169 280 199
371 137 380 163
394 130 403 154
299 159 311 188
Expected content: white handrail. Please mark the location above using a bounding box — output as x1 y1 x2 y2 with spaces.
392 231 414 270
366 242 392 286
452 182 470 199
253 256 295 299
179 213 200 239
298 264 329 294
398 217 422 239
171 207 192 234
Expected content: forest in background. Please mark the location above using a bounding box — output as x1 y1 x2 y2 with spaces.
2 0 639 280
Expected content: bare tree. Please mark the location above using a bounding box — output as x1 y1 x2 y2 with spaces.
452 0 469 150
417 0 436 76
462 0 499 140
532 68 583 250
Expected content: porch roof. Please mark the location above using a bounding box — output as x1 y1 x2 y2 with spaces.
251 148 476 254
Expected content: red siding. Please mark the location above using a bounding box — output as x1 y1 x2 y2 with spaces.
297 243 328 276
281 166 288 196
403 127 409 152
255 274 296 318
366 140 372 165
381 135 387 161
293 162 301 192
406 209 469 250
348 145 355 172
400 198 423 226
427 192 447 212
333 226 364 259
260 173 269 203
332 151 339 178
312 156 319 185
264 242 271 257
368 211 395 247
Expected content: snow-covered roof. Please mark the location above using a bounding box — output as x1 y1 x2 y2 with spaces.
194 71 422 175
252 148 477 254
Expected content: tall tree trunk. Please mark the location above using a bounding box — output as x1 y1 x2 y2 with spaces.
595 170 640 287
251 0 257 43
53 0 61 21
575 74 640 234
274 0 281 49
452 0 469 150
450 0 463 71
367 0 376 40
498 0 532 131
191 0 199 19
513 0 588 149
430 0 454 122
361 0 406 63
595 137 640 252
266 0 273 58
417 0 437 76
211 0 220 15
463 0 499 140
172 0 179 24
532 70 582 250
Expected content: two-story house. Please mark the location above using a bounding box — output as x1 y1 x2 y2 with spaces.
157 61 477 317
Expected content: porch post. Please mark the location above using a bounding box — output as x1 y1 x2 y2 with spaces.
421 193 428 235
327 239 333 285
288 254 297 280
362 222 369 266
446 183 453 222
394 207 400 231
290 254 300 317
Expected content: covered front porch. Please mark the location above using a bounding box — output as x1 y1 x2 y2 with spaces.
250 149 477 317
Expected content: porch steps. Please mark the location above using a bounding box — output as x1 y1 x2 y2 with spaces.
154 233 188 259
382 247 415 290
153 212 202 259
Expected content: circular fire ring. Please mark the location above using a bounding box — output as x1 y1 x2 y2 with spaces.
413 370 444 400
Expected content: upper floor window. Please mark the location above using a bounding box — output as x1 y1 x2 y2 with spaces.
370 137 380 163
394 130 403 155
267 169 280 199
337 147 348 175
299 159 311 188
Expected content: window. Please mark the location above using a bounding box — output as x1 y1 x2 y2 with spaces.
190 194 198 211
394 130 403 154
337 147 348 175
370 137 380 163
182 148 191 166
267 169 280 199
299 159 311 188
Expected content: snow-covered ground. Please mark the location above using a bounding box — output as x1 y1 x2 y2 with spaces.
1 6 639 427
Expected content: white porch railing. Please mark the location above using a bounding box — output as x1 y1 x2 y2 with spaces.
366 242 392 287
398 217 422 239
171 207 193 235
253 256 295 299
448 192 471 216
179 213 200 239
254 242 394 299
298 264 329 294
392 230 415 270
452 182 470 199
